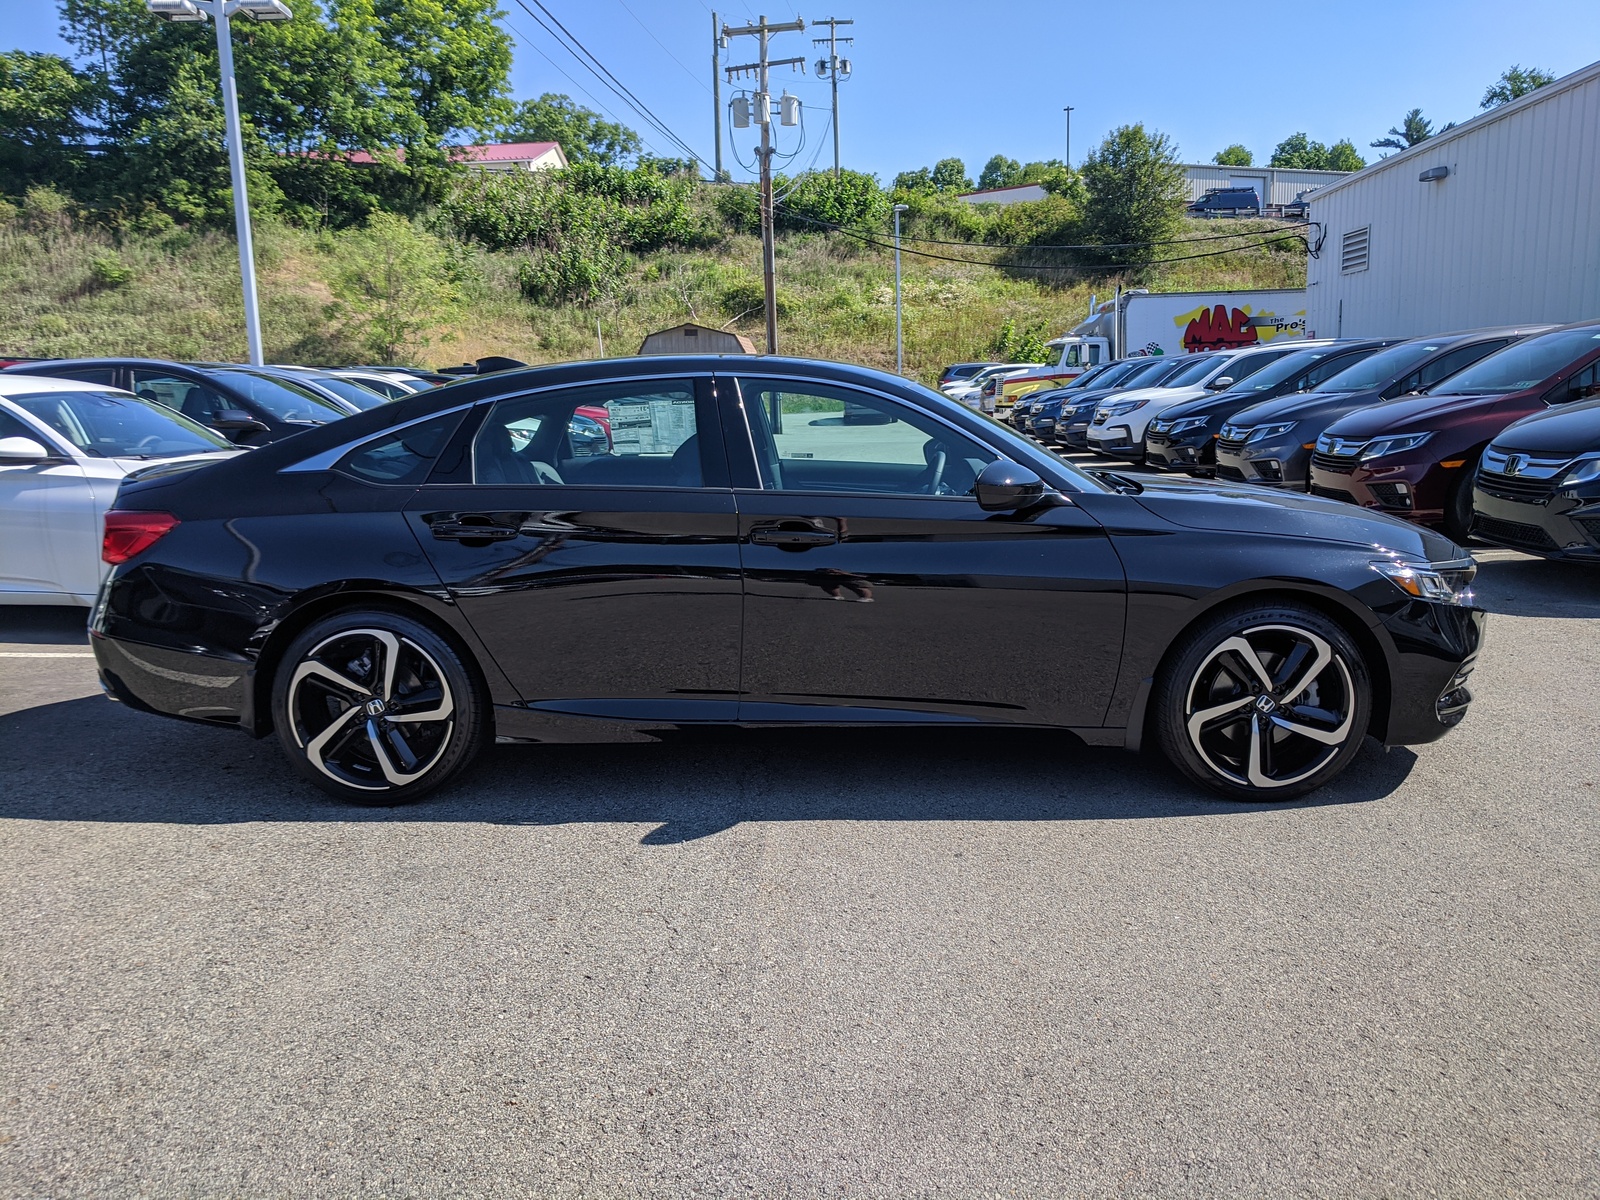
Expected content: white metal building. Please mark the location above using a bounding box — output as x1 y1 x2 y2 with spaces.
1179 163 1348 207
1305 59 1600 339
956 183 1049 206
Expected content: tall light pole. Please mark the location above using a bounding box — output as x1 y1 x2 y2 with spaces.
146 1 291 367
893 202 908 374
1063 105 1074 166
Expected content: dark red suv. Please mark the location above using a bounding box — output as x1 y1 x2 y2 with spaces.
1308 321 1600 538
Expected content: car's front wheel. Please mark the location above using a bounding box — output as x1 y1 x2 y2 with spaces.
1154 602 1372 801
271 609 487 805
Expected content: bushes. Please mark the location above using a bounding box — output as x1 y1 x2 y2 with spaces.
774 169 888 233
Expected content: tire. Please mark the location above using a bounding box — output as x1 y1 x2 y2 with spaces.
1443 462 1477 543
1153 601 1372 802
270 608 488 805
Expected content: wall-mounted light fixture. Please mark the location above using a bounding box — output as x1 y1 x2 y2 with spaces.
1418 165 1450 182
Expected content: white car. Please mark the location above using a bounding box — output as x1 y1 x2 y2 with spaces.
1085 345 1314 462
945 364 1036 410
0 375 239 606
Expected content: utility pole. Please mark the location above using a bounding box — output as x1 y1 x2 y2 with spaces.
893 203 907 373
812 17 853 178
1063 105 1074 166
725 15 806 354
711 13 723 181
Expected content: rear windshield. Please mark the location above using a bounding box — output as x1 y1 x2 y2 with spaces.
211 370 347 421
11 389 232 458
1430 328 1600 395
1317 340 1447 392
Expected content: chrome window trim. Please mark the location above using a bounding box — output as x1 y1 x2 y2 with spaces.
279 372 710 476
723 370 1092 494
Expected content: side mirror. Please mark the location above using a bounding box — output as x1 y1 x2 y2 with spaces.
211 409 270 434
1206 376 1235 391
974 458 1047 511
0 435 51 461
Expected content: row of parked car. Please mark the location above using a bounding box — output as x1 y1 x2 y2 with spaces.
944 319 1600 561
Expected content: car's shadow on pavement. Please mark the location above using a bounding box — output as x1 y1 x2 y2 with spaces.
1 695 1417 840
1469 552 1600 618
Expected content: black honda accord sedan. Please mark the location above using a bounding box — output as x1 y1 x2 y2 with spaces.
89 356 1484 805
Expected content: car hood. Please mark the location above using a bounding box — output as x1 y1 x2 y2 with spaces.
1226 386 1387 429
1127 472 1461 559
1156 386 1297 423
1491 396 1600 453
1322 390 1514 439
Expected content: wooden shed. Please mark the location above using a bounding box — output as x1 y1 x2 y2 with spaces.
638 323 757 356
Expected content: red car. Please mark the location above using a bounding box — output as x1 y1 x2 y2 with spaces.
1308 321 1600 538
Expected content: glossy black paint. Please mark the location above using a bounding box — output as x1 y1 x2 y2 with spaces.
1471 397 1600 561
1 358 345 444
90 355 1485 757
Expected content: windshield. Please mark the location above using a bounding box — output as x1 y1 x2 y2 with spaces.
1162 355 1221 388
1063 363 1115 390
11 389 232 458
212 370 347 421
1431 328 1600 395
1120 358 1181 388
1316 340 1445 392
1088 361 1142 389
302 374 389 410
1226 348 1339 394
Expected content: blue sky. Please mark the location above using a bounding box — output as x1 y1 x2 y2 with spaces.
7 0 1599 181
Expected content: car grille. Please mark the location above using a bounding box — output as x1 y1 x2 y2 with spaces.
1216 436 1247 458
1310 483 1353 502
1145 431 1172 448
1472 515 1559 551
1475 469 1558 504
1217 464 1246 482
1577 517 1600 545
1311 451 1358 475
1369 482 1412 510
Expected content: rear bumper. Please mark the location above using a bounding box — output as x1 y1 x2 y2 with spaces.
1471 486 1600 561
93 632 253 728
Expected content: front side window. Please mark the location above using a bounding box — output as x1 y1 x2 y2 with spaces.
738 379 995 497
10 389 231 458
209 370 346 422
1394 341 1509 396
473 381 704 488
131 370 231 424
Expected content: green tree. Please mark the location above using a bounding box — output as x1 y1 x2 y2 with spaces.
1482 64 1556 109
1371 108 1437 153
977 154 1022 190
891 166 933 194
1212 144 1253 166
774 169 887 232
1323 139 1366 172
1079 123 1186 267
929 157 971 193
501 93 640 165
328 211 458 362
1269 132 1327 168
0 51 98 194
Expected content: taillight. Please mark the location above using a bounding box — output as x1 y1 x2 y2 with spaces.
102 511 180 565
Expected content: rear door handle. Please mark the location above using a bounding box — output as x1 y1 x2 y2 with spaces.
749 522 838 548
431 518 521 541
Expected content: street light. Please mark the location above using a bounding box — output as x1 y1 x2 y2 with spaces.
892 202 908 374
146 0 293 366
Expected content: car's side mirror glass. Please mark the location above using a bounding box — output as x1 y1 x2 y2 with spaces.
0 435 51 461
973 458 1047 511
1206 376 1235 391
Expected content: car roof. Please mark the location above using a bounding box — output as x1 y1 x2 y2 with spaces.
0 373 136 397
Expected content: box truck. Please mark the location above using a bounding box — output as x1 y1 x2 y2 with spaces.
997 288 1311 408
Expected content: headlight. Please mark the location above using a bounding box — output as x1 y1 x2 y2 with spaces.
1246 421 1295 442
1104 399 1151 416
1560 455 1600 486
1371 557 1476 606
1167 416 1211 435
1360 432 1432 460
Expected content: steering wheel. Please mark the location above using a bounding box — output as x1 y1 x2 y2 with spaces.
133 435 163 453
924 447 948 495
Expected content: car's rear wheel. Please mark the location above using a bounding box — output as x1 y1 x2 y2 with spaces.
1154 602 1372 802
271 609 487 805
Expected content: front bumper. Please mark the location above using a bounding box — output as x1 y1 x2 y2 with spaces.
1086 424 1142 459
1308 453 1451 525
1375 599 1486 745
1144 430 1215 473
1216 438 1310 487
1471 480 1600 561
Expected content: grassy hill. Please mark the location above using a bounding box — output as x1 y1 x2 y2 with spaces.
0 198 1306 387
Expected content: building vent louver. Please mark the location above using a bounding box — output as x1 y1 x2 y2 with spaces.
1341 226 1370 274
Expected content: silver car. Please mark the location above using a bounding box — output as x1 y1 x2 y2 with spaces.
0 376 237 606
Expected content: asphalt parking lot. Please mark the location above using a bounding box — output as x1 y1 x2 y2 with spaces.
2 545 1597 1198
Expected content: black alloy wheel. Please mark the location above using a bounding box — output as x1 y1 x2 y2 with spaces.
1154 602 1372 801
270 610 487 805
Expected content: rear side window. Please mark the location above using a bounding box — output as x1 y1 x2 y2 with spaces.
336 411 464 484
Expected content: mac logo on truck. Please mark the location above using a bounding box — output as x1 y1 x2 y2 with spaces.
1176 304 1309 352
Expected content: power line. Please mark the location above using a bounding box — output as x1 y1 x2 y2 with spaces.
614 0 710 95
512 0 711 170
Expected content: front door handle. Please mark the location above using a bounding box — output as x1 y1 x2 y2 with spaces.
431 518 521 541
749 522 838 548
